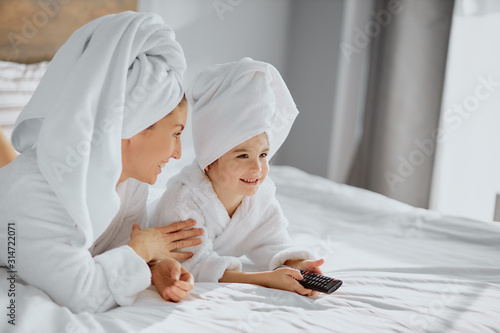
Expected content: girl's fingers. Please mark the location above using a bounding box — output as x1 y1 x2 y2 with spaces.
293 282 312 296
315 258 325 265
284 268 303 280
304 258 324 271
284 268 320 296
306 265 323 275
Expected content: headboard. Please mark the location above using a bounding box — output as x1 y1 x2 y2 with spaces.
0 0 137 64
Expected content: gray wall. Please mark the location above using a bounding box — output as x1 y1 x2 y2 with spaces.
274 0 345 178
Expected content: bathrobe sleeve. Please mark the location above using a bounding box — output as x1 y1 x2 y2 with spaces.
0 156 151 314
245 195 315 270
150 183 242 282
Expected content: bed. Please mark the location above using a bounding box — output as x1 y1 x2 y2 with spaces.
1 4 499 332
1 164 499 332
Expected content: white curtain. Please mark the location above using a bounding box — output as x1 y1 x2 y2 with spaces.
429 0 500 221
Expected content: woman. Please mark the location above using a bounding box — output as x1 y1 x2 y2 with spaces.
0 12 202 313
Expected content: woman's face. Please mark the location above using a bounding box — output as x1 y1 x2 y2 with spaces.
120 99 188 185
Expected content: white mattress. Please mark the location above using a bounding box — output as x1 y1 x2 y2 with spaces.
1 165 499 332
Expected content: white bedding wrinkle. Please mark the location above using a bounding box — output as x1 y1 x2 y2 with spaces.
1 165 499 332
149 160 314 282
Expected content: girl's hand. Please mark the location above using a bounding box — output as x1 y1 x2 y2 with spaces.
128 219 204 262
264 267 313 296
284 258 325 275
150 258 194 302
283 258 325 296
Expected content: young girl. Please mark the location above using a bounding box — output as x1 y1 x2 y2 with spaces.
150 57 325 296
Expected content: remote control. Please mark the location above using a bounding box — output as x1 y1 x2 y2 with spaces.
274 265 342 294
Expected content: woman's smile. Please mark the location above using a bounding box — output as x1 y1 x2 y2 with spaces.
157 160 168 174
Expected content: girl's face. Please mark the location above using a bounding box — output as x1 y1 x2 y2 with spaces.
206 132 269 200
120 99 188 185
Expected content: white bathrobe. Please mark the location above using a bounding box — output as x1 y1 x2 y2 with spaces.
149 160 313 282
0 149 150 313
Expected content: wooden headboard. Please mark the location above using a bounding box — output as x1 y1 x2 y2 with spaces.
0 0 137 64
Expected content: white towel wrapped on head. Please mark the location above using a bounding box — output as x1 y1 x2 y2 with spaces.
187 57 299 170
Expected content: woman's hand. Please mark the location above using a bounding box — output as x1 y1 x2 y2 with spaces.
150 258 194 302
128 219 204 263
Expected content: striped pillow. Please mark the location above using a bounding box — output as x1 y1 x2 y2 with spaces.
0 60 49 141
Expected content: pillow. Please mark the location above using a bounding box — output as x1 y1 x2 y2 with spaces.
0 60 50 142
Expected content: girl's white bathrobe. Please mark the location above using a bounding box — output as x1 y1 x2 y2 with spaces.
150 160 313 282
0 149 151 313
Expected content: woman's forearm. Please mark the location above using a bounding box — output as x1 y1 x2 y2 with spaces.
219 270 269 287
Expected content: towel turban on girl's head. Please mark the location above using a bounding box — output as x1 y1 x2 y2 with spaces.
187 57 299 171
11 12 186 243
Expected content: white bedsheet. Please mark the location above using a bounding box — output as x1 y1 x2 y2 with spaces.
1 165 499 332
